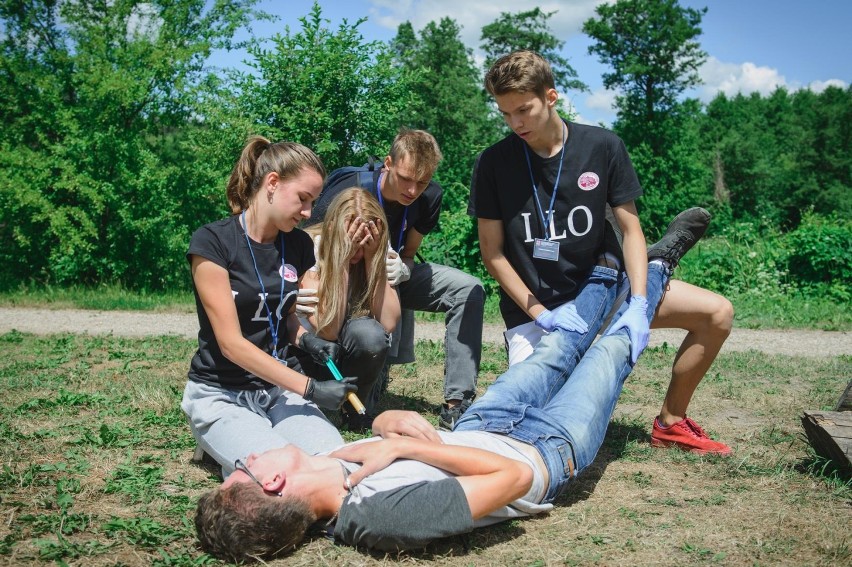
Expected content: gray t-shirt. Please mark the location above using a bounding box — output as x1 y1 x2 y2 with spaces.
331 431 551 551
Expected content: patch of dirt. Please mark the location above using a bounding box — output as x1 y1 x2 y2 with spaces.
1 307 849 358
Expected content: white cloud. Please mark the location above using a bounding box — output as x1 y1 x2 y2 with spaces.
367 0 607 50
698 56 788 100
585 87 618 111
808 78 848 93
697 56 849 101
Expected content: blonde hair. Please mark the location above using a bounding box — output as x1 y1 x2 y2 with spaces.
226 136 326 214
484 50 555 98
305 189 389 335
389 129 443 180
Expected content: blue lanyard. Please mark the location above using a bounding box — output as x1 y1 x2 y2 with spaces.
522 122 567 240
376 171 408 251
241 210 286 360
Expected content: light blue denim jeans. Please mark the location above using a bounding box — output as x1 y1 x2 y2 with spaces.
455 263 669 503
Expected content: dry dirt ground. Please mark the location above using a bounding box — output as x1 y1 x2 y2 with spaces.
1 307 849 357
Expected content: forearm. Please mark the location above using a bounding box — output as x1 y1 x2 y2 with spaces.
622 230 648 298
372 278 401 332
219 332 309 395
485 253 546 320
612 202 647 298
391 438 533 519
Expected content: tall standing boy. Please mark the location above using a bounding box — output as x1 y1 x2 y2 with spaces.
469 51 732 455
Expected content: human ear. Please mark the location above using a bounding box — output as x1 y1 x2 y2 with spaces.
545 88 559 107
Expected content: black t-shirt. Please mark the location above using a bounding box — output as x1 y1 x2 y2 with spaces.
186 215 315 389
469 121 642 328
306 165 443 252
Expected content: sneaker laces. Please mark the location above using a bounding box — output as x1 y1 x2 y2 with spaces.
683 417 709 439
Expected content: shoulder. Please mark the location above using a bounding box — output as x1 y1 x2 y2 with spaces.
190 216 236 245
335 477 472 551
422 180 442 201
569 121 624 147
480 132 521 162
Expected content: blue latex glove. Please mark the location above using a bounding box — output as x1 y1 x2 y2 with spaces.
605 295 650 364
534 302 589 334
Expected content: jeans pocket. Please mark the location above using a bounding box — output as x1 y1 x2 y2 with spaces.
459 402 529 434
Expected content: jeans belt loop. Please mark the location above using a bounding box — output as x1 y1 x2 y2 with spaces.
557 443 575 478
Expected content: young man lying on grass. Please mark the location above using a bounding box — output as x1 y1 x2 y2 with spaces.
194 209 713 561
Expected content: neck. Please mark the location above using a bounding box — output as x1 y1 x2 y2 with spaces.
529 117 566 159
301 457 350 520
243 207 278 244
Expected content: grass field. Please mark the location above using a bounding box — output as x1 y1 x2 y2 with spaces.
0 331 849 566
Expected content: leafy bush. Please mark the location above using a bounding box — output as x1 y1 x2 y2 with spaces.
676 218 791 298
676 213 850 304
785 211 851 290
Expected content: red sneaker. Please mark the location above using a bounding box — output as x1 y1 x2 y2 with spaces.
651 416 732 456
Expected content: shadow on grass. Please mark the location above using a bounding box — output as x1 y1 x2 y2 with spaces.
555 420 649 508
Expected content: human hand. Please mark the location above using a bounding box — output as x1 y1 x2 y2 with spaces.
359 218 383 259
386 249 411 286
330 438 407 486
296 288 318 316
605 295 649 364
534 302 589 334
371 410 443 444
304 376 358 410
298 332 340 364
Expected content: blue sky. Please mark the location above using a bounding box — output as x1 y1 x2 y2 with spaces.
213 0 850 125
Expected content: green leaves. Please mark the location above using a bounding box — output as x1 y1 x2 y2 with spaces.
0 0 259 290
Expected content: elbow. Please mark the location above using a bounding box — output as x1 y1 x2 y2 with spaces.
381 307 401 333
514 464 534 500
217 336 243 365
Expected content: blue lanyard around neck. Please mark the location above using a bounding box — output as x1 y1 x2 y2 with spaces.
241 210 286 360
522 122 567 240
376 170 408 252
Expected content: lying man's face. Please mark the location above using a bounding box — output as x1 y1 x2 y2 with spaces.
222 445 307 496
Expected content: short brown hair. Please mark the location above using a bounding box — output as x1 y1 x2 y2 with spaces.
389 129 443 180
195 483 316 562
484 50 555 98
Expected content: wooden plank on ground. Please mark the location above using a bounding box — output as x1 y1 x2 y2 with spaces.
837 380 852 412
801 411 852 473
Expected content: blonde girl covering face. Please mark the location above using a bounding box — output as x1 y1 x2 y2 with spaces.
303 188 400 339
298 189 400 426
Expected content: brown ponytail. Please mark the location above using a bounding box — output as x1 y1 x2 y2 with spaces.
226 136 327 214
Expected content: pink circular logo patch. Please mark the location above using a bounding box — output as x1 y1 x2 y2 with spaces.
280 264 298 282
578 172 600 191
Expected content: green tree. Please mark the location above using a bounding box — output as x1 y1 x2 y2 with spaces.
0 0 259 290
390 18 499 278
583 0 711 233
583 0 707 153
480 8 587 94
700 86 852 228
231 2 419 172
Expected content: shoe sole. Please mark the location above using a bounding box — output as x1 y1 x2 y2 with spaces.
650 437 732 456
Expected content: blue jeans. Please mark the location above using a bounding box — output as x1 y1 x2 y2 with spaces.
455 263 669 502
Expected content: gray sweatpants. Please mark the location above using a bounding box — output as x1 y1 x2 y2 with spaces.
181 381 344 478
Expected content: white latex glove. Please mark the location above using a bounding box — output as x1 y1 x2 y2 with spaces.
386 249 411 286
296 288 318 316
